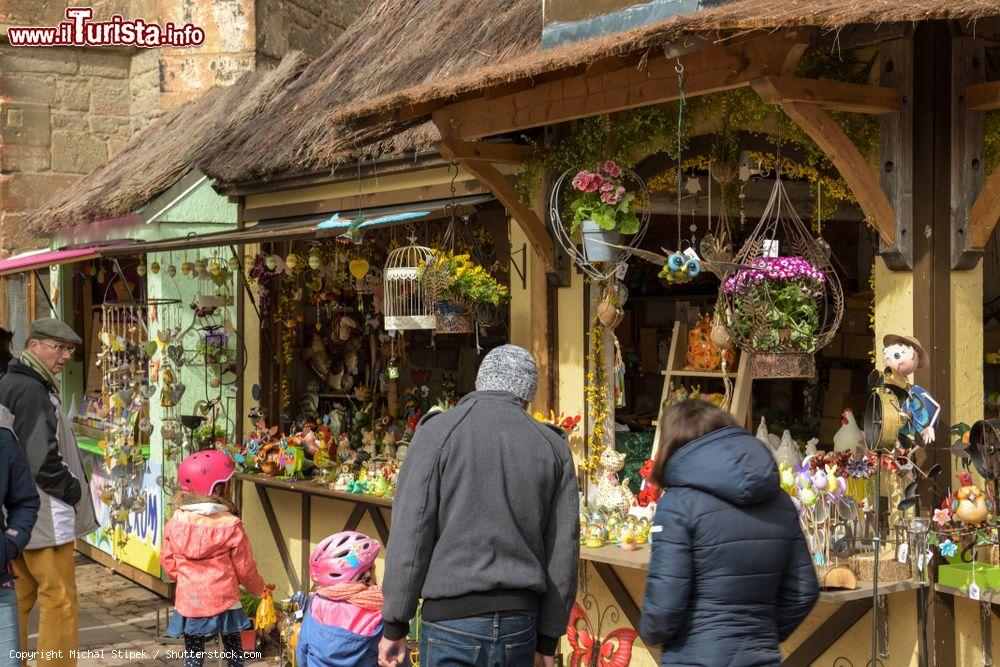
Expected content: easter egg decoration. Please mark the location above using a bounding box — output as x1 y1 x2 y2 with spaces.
950 471 992 525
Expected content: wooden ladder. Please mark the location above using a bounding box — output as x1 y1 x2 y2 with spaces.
651 321 753 457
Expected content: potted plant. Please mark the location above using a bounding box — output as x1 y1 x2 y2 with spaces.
720 256 827 354
568 160 640 262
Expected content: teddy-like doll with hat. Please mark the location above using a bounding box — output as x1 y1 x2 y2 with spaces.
881 333 941 447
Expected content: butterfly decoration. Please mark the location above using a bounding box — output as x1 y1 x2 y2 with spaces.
566 601 638 667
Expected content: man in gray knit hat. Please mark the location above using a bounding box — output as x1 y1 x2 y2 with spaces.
380 344 579 667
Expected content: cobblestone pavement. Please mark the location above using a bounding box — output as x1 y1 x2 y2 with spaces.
22 554 277 666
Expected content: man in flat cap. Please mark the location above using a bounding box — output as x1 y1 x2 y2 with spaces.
0 318 97 665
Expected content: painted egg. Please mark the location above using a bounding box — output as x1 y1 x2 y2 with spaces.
181 262 193 276
285 254 300 271
166 265 177 277
136 264 147 276
150 261 161 275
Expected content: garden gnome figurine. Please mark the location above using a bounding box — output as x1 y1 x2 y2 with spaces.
881 334 941 446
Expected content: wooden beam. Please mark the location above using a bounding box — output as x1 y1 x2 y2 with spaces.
965 80 1000 111
751 76 901 114
781 599 872 667
951 35 987 268
437 137 555 268
255 485 301 591
878 37 914 270
970 168 1000 247
776 101 896 245
434 31 806 140
440 141 533 165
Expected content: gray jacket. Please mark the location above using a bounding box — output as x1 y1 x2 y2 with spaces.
382 391 580 652
0 360 98 549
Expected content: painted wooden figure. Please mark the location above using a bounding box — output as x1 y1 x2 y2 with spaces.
881 334 941 447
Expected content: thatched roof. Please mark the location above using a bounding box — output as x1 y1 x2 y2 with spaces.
199 0 541 186
330 0 1000 129
30 52 308 234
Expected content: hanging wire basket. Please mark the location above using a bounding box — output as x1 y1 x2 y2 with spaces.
383 244 437 331
716 172 844 379
549 165 650 282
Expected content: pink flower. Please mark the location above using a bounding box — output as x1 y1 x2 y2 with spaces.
600 192 611 203
602 160 622 178
571 171 590 192
616 186 625 196
607 195 621 205
600 182 614 193
933 508 951 526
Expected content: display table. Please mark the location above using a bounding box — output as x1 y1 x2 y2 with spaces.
579 544 928 666
236 473 392 591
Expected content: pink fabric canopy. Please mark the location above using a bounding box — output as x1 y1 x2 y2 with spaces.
0 247 103 277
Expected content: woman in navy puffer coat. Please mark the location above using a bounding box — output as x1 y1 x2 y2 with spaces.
639 399 818 666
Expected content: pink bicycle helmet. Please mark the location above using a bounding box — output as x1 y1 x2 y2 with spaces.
178 450 236 495
310 531 380 585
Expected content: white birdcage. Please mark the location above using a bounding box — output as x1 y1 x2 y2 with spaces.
383 243 436 330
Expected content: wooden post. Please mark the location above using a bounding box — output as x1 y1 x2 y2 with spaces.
912 21 956 667
950 35 986 269
879 37 915 269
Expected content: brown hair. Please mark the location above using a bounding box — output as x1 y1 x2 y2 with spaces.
650 399 738 485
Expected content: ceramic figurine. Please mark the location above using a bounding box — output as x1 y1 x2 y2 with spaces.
584 522 605 549
636 517 651 544
882 334 941 446
593 448 634 517
951 471 992 526
371 471 389 497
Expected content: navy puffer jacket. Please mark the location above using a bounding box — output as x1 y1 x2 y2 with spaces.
639 426 818 666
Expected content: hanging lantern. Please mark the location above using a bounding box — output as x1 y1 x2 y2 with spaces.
150 261 161 275
716 174 843 379
383 242 436 331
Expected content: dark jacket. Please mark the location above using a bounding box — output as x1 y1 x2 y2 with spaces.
382 391 580 656
0 360 97 548
0 420 40 584
640 426 818 666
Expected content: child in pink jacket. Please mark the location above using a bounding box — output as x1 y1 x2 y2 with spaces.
161 451 269 667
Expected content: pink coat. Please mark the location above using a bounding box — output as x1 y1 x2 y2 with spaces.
160 506 267 617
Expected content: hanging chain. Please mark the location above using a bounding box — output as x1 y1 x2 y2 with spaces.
676 60 686 249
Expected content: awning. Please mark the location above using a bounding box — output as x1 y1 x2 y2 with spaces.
101 194 496 256
0 246 111 277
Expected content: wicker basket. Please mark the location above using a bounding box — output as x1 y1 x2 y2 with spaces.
750 352 816 380
849 550 912 583
434 300 475 335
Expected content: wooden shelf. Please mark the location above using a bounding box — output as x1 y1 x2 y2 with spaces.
935 582 1000 603
580 544 650 570
237 473 394 508
662 369 738 378
818 579 926 603
73 423 105 440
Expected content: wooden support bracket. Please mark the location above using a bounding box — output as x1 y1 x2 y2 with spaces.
751 76 901 114
781 598 873 667
970 167 1000 249
435 140 532 164
256 485 301 591
436 136 555 269
770 101 897 246
965 80 1000 111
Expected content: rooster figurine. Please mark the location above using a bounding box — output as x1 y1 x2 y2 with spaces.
951 471 992 526
833 407 865 453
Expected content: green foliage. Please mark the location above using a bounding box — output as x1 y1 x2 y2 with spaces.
727 280 822 353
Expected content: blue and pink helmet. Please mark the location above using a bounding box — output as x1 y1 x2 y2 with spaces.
310 531 380 585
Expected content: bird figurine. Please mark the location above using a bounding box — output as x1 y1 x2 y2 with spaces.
755 417 771 450
951 471 992 526
833 407 865 453
773 430 802 468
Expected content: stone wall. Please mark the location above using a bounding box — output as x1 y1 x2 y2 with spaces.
0 46 132 251
256 0 370 65
1 0 370 253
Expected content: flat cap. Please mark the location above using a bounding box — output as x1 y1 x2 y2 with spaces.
28 318 82 345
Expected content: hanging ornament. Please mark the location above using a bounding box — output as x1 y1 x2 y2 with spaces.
150 261 161 275
265 255 278 271
180 261 193 276
166 264 177 277
194 258 206 277
285 253 300 271
308 250 322 270
349 258 369 281
208 259 222 277
136 263 147 276
228 256 241 272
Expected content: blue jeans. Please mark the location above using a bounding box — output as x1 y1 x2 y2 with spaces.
0 586 19 667
420 612 537 666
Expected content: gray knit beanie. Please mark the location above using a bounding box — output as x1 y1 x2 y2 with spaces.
475 344 538 403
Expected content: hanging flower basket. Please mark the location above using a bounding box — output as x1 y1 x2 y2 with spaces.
716 175 843 379
550 161 650 281
420 251 508 336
